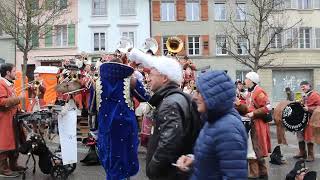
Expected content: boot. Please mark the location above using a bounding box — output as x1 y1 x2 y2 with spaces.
0 154 20 178
306 143 315 162
258 158 268 179
248 159 259 179
8 152 25 172
293 141 307 159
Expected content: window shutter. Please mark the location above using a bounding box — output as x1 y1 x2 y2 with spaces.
201 35 209 56
32 29 39 47
152 1 161 21
201 0 208 21
68 24 75 47
45 26 52 47
177 0 186 21
60 0 67 9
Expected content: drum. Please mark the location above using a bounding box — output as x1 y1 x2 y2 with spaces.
241 116 251 133
55 81 81 94
282 102 308 132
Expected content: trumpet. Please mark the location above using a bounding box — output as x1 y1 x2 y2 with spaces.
33 80 42 88
14 80 37 93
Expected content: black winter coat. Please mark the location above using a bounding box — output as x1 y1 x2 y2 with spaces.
146 83 201 180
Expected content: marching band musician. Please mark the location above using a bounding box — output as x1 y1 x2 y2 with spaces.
244 72 271 179
28 72 46 112
0 63 25 178
80 60 93 114
294 81 320 162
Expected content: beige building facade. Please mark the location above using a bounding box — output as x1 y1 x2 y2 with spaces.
151 0 320 105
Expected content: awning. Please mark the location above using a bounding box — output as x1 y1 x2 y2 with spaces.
34 55 76 62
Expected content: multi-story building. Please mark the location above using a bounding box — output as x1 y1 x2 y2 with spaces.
16 0 78 79
0 0 15 65
151 0 320 105
78 0 151 61
0 27 15 65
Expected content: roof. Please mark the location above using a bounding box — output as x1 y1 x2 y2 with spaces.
34 66 59 74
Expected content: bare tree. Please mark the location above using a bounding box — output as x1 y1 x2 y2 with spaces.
0 0 70 109
220 0 302 72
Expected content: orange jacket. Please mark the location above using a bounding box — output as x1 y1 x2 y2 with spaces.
0 78 20 151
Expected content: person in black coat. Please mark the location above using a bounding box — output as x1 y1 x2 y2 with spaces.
128 49 201 180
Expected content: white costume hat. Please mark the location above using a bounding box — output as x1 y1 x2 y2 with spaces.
128 48 183 84
245 72 260 84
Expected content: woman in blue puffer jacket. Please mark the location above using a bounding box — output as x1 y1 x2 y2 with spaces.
176 70 248 180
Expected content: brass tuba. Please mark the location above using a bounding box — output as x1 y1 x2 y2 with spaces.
166 36 184 55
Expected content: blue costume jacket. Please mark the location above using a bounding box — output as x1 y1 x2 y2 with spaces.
96 62 150 180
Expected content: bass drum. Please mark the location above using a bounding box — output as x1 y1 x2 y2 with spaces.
282 102 308 132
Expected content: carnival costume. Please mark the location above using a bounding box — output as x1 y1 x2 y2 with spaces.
96 62 150 180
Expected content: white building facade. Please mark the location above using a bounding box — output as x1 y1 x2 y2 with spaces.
78 0 151 58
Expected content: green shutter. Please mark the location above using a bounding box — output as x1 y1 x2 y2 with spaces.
60 0 67 9
45 26 52 47
68 24 75 47
45 0 54 10
32 29 39 47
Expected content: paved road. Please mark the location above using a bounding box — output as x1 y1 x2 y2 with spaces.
2 125 320 180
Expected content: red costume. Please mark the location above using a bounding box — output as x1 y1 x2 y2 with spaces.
246 85 271 158
303 90 320 141
0 77 20 151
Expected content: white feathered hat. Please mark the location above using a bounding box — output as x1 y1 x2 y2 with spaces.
128 48 183 84
245 72 260 84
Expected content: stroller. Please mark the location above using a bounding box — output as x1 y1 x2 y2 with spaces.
16 110 77 180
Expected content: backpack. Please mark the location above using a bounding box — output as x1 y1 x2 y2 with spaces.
165 90 203 153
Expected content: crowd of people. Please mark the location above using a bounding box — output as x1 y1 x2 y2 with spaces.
0 41 319 180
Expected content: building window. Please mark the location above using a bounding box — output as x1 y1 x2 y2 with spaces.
236 3 246 21
186 0 200 21
214 3 226 21
236 70 250 82
121 31 135 46
55 25 67 47
298 0 311 9
94 32 106 51
216 35 227 55
299 28 311 48
315 28 320 48
162 37 169 55
188 36 200 56
161 1 175 21
270 29 282 49
92 0 107 16
120 0 136 16
285 28 298 48
237 36 248 55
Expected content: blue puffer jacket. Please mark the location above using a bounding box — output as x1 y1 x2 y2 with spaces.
191 71 248 180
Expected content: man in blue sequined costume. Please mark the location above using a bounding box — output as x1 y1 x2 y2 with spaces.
96 60 150 180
